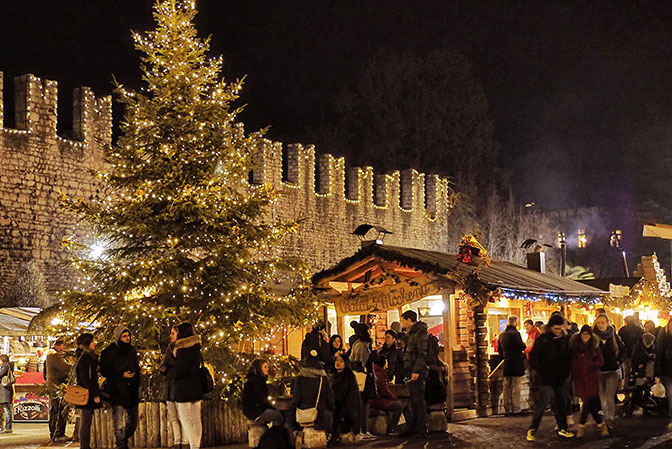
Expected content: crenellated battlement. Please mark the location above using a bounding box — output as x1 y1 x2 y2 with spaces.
0 72 112 152
0 71 451 305
251 140 452 218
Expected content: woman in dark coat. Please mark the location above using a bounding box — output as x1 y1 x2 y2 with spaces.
291 349 334 433
159 324 187 449
331 353 361 441
0 355 14 433
570 325 606 437
173 322 204 449
367 353 409 435
75 333 102 449
242 359 283 425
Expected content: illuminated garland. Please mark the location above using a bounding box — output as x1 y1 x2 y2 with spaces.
500 288 603 306
31 0 318 396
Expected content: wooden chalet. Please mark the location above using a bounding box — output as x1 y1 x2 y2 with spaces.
312 243 607 418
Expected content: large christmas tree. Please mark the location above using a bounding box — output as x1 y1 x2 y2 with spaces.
40 0 316 393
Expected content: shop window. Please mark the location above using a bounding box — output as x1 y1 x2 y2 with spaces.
578 229 587 248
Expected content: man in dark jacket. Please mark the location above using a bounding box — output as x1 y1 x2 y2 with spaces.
526 314 574 442
619 315 644 379
379 330 404 384
498 316 526 416
401 310 429 438
100 325 140 449
45 338 71 441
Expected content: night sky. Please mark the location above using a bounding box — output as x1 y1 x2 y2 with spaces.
2 0 672 212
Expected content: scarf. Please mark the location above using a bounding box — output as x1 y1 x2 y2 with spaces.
594 325 614 343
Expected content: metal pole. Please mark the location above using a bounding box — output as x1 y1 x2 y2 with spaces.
561 241 566 277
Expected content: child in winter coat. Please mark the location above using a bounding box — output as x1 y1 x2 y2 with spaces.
570 325 607 437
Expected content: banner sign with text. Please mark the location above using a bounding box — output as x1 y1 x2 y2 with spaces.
334 274 442 315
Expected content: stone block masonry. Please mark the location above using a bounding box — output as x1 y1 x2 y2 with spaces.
0 71 451 304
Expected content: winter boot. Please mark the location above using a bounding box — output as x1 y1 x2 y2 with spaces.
576 424 585 438
598 422 609 436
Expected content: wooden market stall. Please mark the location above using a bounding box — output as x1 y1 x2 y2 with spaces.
312 242 607 418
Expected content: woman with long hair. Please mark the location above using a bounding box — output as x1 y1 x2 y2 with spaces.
325 335 343 373
75 333 102 449
593 314 624 429
331 353 361 442
173 322 204 449
160 324 187 449
242 358 283 425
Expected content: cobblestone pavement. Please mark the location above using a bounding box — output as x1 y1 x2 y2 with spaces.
5 413 672 449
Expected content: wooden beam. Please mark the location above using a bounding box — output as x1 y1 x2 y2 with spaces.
442 286 456 420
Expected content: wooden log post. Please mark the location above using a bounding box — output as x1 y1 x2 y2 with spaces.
441 286 455 420
473 304 490 417
149 402 161 448
160 402 169 448
136 402 147 448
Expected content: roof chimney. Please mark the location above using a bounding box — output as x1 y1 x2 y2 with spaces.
526 252 546 273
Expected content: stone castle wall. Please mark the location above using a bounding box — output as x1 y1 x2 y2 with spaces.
0 72 451 303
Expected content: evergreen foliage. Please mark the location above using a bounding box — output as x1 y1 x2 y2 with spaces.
35 0 317 395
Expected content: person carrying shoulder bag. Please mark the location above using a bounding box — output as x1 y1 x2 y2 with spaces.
74 333 102 449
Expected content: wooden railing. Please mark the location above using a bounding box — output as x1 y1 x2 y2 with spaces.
90 400 248 448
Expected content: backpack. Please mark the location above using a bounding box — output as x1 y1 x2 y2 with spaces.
426 333 440 367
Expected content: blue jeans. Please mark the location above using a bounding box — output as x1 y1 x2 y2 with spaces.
112 405 138 449
1 403 11 430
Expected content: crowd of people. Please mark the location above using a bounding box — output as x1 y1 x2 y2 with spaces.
28 322 205 449
495 309 672 443
241 310 444 445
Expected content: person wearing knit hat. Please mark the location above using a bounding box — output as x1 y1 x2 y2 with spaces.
100 325 140 449
526 314 574 441
570 325 607 437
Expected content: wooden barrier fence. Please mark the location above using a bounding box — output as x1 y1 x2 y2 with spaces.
89 400 248 448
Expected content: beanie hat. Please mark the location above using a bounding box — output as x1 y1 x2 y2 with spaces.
580 324 592 335
547 314 565 328
385 329 398 339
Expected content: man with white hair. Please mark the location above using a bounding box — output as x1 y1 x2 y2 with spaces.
498 316 526 416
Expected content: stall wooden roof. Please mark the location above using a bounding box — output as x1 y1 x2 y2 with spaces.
313 244 607 299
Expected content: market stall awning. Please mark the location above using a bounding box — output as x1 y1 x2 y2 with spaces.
313 244 607 304
643 223 672 239
0 308 41 336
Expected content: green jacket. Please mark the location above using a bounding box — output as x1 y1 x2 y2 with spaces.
403 321 429 377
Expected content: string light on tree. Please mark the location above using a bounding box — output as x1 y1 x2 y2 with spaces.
35 0 317 398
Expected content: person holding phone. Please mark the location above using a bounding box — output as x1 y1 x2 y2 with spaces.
100 325 140 449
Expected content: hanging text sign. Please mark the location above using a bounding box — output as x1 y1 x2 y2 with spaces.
333 274 442 315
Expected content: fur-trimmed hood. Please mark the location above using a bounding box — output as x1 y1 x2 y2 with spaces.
174 335 201 350
570 331 599 350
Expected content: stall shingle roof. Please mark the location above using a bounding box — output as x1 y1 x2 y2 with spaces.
313 244 607 297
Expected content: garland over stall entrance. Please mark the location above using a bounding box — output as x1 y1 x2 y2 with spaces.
312 242 607 418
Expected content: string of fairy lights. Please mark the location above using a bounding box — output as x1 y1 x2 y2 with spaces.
42 0 318 398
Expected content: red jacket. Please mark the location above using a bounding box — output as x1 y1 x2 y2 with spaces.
570 333 603 398
368 364 398 411
524 326 541 358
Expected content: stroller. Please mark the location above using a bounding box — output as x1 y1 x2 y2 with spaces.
619 333 667 417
